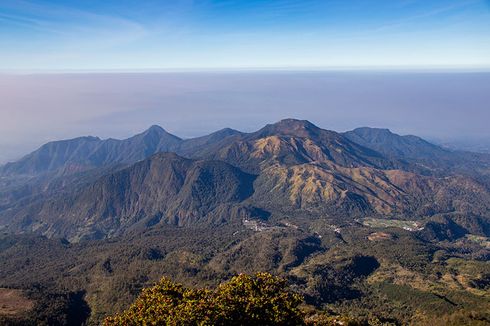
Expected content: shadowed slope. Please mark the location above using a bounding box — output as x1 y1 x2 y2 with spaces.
0 126 182 176
2 153 256 241
1 119 489 241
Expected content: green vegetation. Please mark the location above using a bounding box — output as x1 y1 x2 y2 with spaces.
465 234 490 249
360 218 423 231
0 286 90 326
1 224 489 325
104 273 305 325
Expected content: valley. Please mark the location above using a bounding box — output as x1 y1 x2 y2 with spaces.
0 119 489 325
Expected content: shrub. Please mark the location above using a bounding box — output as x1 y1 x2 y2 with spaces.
104 272 304 325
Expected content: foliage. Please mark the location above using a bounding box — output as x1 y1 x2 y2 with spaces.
104 272 304 325
0 286 90 326
1 224 489 325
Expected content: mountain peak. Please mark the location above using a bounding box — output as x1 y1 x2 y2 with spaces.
347 127 432 144
207 128 243 139
137 125 182 142
353 127 393 134
145 125 167 134
216 127 241 134
274 118 317 129
254 119 321 138
343 126 446 160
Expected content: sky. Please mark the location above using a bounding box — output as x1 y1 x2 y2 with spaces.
0 0 489 70
0 1 489 162
0 71 489 163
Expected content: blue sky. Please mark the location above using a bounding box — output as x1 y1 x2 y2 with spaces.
1 0 489 70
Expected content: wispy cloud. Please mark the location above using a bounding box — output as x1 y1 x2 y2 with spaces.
0 11 66 35
0 0 488 70
369 0 481 33
0 0 147 48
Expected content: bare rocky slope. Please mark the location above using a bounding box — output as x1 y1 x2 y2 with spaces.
1 119 489 241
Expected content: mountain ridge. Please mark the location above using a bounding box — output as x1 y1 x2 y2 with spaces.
1 152 257 241
0 126 182 176
1 119 489 242
3 119 475 177
1 119 489 325
343 127 451 160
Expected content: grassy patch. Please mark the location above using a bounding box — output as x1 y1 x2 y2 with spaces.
0 288 34 316
360 218 424 231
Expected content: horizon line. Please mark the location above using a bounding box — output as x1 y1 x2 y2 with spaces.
2 64 490 75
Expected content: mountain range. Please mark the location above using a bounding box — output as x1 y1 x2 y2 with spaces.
1 118 490 325
1 119 489 242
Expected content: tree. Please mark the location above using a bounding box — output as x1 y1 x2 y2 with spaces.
104 272 304 325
